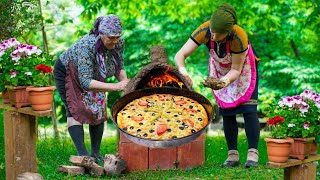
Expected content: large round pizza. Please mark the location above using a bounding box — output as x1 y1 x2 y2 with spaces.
117 93 208 140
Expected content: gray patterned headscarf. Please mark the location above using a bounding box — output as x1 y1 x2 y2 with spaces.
91 14 122 37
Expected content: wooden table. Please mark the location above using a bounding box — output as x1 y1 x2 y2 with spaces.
266 154 320 180
0 103 52 180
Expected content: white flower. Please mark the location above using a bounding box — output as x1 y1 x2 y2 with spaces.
288 124 296 127
24 72 32 76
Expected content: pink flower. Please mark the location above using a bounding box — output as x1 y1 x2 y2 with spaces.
303 122 310 130
10 70 17 78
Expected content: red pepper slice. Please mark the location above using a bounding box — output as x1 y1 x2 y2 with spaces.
138 101 148 106
131 115 144 122
182 118 194 128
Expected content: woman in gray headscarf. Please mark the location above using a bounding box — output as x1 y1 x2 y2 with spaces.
174 3 260 168
54 14 129 163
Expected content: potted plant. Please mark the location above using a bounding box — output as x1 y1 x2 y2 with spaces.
268 90 320 159
0 38 21 104
26 63 55 111
264 116 294 163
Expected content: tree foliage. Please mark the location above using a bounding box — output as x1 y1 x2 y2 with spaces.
1 0 319 117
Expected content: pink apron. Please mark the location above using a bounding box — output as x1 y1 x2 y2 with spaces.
208 40 257 109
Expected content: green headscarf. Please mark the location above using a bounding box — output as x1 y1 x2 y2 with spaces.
210 3 237 34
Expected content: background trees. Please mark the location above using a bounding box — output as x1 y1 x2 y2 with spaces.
1 0 319 120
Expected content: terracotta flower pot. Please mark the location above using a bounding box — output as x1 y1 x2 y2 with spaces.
310 140 318 155
26 86 56 111
289 137 315 160
1 88 10 104
7 86 31 108
265 138 294 163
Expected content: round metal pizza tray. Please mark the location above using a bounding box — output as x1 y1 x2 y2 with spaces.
111 87 213 148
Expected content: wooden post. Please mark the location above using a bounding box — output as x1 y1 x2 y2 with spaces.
4 111 37 179
0 103 52 180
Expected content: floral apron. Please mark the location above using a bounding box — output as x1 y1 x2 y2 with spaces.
65 54 107 125
208 40 257 109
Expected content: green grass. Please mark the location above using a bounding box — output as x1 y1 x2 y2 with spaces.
0 110 319 179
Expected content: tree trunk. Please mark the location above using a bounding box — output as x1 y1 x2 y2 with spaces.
38 0 59 138
290 39 300 60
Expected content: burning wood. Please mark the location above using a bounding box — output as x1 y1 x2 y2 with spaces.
147 67 184 88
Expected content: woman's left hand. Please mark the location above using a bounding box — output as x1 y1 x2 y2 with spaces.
115 79 130 91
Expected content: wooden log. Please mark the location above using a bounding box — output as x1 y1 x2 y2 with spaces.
57 165 85 176
89 162 105 177
69 155 94 168
104 154 127 176
16 172 44 180
284 162 317 180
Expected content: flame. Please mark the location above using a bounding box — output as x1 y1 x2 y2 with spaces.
147 67 184 88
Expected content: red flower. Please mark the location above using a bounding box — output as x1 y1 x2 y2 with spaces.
267 118 275 125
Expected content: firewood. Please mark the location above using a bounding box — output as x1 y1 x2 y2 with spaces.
57 165 85 176
69 155 94 168
16 172 44 180
104 154 127 176
88 162 105 177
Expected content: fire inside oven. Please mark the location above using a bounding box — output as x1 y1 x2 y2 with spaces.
136 67 187 90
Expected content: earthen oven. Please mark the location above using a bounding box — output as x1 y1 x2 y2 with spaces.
117 46 208 171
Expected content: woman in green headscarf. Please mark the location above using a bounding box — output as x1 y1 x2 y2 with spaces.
174 3 260 168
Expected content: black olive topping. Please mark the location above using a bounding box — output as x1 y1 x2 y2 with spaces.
149 129 155 133
197 110 201 112
137 129 141 132
167 111 171 113
138 114 142 116
143 133 148 137
128 116 131 118
132 108 136 111
184 125 189 128
152 113 156 116
191 129 196 133
179 126 184 130
129 126 134 130
167 128 171 132
198 118 202 121
151 123 156 126
182 122 185 126
174 115 178 117
190 114 194 116
167 119 170 122
172 136 177 139
139 122 143 126
178 112 182 115
176 120 181 123
123 127 127 131
189 105 193 109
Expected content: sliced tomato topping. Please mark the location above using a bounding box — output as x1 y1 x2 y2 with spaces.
138 100 148 106
182 118 194 128
183 108 198 113
175 100 187 105
158 95 165 101
131 115 144 122
156 124 168 135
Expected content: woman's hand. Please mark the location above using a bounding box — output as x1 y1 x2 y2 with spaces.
202 77 228 90
115 79 130 91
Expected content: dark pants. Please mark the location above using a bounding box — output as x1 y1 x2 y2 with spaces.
53 58 72 117
223 113 260 150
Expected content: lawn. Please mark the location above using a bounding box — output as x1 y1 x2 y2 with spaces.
0 112 319 180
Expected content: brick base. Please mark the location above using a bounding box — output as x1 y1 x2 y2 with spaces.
118 132 206 171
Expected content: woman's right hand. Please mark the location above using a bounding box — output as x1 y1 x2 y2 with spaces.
115 79 130 91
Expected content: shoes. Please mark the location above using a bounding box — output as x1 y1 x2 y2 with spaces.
221 160 240 168
245 148 259 168
245 160 258 168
